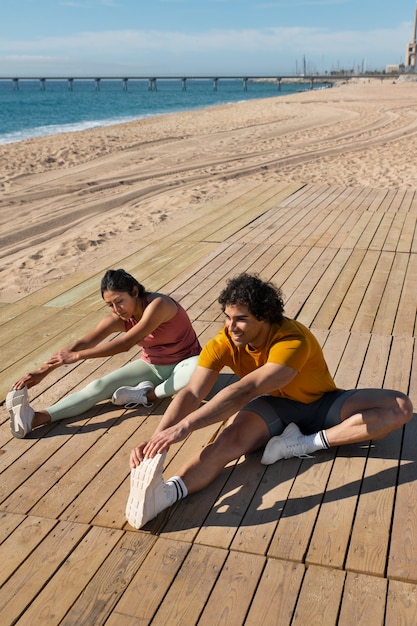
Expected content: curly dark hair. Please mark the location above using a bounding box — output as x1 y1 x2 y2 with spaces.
100 269 147 299
218 273 285 324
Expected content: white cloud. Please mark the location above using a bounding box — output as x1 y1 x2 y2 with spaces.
0 23 410 75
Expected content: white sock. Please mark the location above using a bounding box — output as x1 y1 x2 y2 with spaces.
304 430 330 454
166 476 188 503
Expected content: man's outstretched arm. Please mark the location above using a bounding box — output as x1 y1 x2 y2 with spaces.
140 361 297 460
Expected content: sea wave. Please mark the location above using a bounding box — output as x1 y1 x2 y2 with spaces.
0 114 153 145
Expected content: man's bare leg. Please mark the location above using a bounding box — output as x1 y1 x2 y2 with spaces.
126 411 270 528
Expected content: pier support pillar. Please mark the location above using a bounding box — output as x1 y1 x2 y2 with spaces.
122 78 128 90
181 78 187 91
148 78 157 91
39 78 46 91
243 77 248 91
213 78 218 91
67 78 74 91
95 78 101 91
12 78 19 90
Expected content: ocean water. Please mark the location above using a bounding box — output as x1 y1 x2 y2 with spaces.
0 77 323 145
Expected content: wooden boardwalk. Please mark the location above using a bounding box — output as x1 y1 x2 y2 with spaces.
0 181 416 625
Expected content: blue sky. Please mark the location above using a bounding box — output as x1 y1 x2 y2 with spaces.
0 0 415 76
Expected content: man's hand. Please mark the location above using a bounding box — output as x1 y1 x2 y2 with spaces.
130 421 190 468
129 442 149 468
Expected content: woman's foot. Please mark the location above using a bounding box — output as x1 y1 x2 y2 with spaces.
112 380 155 408
6 387 34 438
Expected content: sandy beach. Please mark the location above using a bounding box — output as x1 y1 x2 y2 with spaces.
1 78 417 303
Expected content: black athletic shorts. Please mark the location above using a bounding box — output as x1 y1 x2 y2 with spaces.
244 389 359 436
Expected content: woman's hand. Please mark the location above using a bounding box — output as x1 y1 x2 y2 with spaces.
47 349 79 366
13 369 49 389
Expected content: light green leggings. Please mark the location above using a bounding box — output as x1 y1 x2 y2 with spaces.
47 355 199 422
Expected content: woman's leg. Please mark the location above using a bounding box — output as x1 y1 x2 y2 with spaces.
154 356 200 399
47 359 162 422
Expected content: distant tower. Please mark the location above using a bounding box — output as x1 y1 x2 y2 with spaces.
405 2 417 68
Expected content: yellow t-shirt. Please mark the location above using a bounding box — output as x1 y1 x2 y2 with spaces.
198 317 338 403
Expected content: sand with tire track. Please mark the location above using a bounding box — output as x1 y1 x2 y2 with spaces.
1 78 417 302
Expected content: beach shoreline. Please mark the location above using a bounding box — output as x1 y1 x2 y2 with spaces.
1 80 417 303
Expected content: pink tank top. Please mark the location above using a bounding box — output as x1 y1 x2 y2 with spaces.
124 296 201 365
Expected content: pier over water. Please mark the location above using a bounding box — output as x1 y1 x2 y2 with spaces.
0 74 394 92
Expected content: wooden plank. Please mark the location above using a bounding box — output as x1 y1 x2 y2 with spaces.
345 429 402 577
393 253 417 337
283 246 339 320
12 526 123 626
192 183 299 243
351 250 394 333
338 572 387 626
196 550 265 626
106 537 191 625
150 544 228 625
306 444 368 569
0 271 93 323
0 521 89 624
387 188 408 214
0 308 103 376
29 407 147 521
292 564 345 625
0 309 109 400
372 252 409 335
245 559 305 626
343 332 404 575
193 452 266 550
384 334 415 395
319 328 350 379
267 449 336 562
369 211 396 251
59 531 156 626
332 331 371 390
0 511 26 544
387 412 417 582
311 249 366 331
282 189 343 248
331 249 380 331
0 516 57 587
397 212 417 253
297 249 352 329
386 579 417 625
341 211 375 250
229 183 305 245
384 213 407 251
229 456 302 556
271 246 317 298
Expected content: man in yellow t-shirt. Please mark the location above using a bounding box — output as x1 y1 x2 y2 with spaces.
126 274 413 529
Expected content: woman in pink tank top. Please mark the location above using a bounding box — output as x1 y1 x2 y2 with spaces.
7 269 201 439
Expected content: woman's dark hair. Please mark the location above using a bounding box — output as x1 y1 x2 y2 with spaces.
100 269 146 298
218 273 285 324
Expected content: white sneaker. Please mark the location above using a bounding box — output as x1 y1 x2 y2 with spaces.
261 423 313 465
112 380 154 408
6 387 34 439
126 452 174 529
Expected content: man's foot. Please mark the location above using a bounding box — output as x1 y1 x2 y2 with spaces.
6 387 35 439
126 452 174 529
261 422 313 464
112 380 154 408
